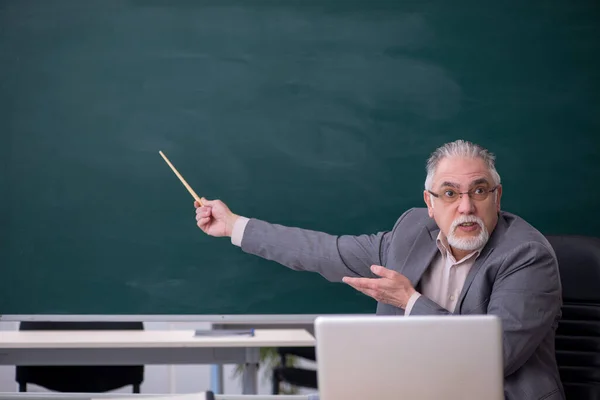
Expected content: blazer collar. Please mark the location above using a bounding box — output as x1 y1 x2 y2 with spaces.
401 219 440 287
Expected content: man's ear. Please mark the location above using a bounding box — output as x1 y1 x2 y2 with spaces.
423 190 434 218
495 185 503 212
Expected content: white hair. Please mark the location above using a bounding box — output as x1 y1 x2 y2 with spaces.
424 140 501 191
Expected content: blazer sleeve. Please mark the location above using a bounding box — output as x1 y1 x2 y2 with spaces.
409 241 562 377
239 210 414 282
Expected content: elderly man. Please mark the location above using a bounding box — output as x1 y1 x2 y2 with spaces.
194 140 564 400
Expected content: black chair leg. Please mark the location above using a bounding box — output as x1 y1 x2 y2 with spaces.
133 383 140 393
18 383 26 392
272 370 280 394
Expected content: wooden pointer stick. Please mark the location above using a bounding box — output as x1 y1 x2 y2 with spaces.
159 151 203 206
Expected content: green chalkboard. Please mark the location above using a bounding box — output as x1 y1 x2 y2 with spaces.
1 0 599 315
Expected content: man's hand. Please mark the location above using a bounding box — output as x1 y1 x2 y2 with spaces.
342 265 417 309
194 198 239 237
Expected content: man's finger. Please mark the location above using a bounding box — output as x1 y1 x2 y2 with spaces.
200 197 216 206
342 277 380 290
196 207 211 216
370 265 396 279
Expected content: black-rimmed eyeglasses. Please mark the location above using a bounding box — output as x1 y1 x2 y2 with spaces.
427 186 499 204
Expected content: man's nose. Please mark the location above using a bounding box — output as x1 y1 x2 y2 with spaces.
457 193 475 214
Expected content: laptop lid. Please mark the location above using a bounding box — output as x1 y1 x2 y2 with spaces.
314 315 503 400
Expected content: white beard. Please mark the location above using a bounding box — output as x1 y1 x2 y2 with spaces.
447 215 489 251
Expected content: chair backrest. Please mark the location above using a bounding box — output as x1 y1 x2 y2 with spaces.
16 321 144 393
272 347 317 394
547 235 600 399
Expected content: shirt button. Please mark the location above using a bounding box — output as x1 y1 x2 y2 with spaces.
449 295 456 301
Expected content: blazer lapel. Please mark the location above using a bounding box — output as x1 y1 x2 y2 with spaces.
455 214 508 313
401 225 439 288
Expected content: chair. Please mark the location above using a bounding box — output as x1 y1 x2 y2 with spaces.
16 321 144 393
272 346 318 394
547 235 600 399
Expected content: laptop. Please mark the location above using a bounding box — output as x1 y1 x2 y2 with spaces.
314 315 503 400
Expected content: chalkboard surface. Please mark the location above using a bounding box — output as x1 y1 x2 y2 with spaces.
1 0 599 315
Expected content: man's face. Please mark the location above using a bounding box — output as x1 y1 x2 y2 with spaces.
423 157 502 251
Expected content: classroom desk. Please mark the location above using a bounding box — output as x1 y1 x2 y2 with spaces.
0 329 315 395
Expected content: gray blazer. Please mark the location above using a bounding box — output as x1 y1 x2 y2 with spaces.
240 208 564 400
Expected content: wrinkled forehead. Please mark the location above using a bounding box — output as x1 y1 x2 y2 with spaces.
432 157 494 189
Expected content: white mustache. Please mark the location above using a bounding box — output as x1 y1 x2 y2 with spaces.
451 215 484 232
